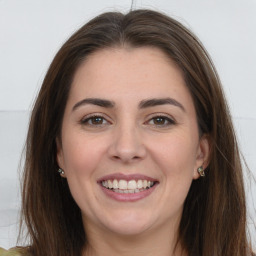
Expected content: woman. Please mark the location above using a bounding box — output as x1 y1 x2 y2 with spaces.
1 9 254 256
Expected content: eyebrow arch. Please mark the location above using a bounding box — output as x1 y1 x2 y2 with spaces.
72 98 115 111
139 98 185 112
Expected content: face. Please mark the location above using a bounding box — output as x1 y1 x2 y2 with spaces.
57 47 209 237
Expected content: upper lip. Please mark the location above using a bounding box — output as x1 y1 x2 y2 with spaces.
97 173 158 182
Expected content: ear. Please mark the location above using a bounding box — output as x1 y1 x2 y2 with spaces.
56 137 66 177
193 134 211 180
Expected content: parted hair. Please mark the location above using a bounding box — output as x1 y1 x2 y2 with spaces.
20 9 254 256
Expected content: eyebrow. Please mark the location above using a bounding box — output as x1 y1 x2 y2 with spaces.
72 97 185 112
72 98 115 111
139 98 185 112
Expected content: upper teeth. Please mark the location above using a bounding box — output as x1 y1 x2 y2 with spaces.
101 179 154 190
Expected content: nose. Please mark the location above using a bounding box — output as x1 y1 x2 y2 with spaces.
108 124 147 163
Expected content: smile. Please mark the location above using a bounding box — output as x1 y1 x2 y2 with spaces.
101 179 156 193
98 173 158 202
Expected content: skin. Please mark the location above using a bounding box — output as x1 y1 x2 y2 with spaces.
57 47 209 256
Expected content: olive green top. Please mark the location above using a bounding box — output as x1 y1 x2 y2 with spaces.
0 247 29 256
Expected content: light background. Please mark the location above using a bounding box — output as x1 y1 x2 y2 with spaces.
0 0 255 250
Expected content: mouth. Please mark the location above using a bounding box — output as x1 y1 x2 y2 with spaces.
98 173 159 201
100 179 156 193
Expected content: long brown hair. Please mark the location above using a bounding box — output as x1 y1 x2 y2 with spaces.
20 9 254 256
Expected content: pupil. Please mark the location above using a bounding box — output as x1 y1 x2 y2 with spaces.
154 117 165 125
92 117 103 124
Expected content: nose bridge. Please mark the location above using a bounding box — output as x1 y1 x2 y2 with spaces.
108 118 146 162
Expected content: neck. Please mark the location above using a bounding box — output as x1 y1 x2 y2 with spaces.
82 220 187 256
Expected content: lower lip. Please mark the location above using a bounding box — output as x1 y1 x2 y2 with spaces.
99 184 158 202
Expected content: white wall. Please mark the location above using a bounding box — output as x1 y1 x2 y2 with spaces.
0 0 255 249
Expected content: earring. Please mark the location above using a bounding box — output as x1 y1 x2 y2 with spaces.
58 168 65 176
197 166 205 177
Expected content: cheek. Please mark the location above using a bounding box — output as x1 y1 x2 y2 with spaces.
148 131 198 198
60 134 107 210
142 133 197 221
61 132 107 177
149 132 198 173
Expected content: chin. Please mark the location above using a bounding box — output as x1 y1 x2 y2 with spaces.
106 221 150 236
98 210 155 236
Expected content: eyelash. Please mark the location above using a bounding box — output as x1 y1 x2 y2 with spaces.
145 115 175 127
80 114 110 126
80 114 176 128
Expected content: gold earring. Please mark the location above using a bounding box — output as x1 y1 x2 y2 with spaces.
197 166 205 177
58 168 65 176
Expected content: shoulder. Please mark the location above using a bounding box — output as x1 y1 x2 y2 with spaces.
0 247 30 256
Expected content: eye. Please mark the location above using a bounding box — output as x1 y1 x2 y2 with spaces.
146 115 175 127
80 115 109 126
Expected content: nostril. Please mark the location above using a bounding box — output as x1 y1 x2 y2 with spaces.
107 133 147 162
111 154 142 162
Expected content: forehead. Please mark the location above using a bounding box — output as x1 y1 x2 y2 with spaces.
68 46 193 109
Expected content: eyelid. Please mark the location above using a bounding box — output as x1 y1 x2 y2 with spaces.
144 113 176 126
80 113 112 126
79 112 176 127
